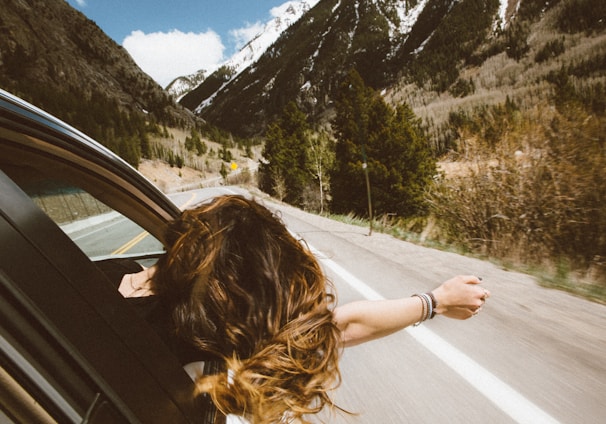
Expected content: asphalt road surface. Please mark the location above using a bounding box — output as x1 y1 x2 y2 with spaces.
262 196 606 424
125 187 606 423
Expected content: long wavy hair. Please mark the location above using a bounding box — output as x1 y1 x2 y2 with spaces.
152 195 342 423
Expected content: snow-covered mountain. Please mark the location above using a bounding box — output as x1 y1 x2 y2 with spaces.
166 0 319 100
225 1 320 78
165 69 207 100
179 0 539 137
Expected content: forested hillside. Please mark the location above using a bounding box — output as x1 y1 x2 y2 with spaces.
0 0 199 168
239 0 606 294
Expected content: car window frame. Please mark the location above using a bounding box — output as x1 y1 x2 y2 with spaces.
0 168 203 423
0 89 181 245
0 90 205 423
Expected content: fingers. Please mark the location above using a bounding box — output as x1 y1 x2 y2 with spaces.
461 275 482 285
466 276 490 303
471 286 490 309
470 284 490 318
441 306 475 320
432 274 492 319
482 288 490 300
454 275 490 319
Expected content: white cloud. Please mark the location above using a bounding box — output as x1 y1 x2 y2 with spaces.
75 0 86 6
123 29 225 87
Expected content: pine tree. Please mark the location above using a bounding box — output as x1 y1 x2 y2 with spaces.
332 70 436 217
259 102 312 205
331 70 375 216
382 104 436 216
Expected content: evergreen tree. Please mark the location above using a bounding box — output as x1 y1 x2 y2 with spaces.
220 162 228 181
332 70 436 217
382 104 437 216
259 102 312 205
331 70 375 216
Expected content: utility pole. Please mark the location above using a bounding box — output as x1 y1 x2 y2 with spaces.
361 144 373 236
348 79 373 235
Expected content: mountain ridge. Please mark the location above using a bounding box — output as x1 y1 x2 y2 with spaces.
168 0 319 101
0 0 197 129
180 0 522 137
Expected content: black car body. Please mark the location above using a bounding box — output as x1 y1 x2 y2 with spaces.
0 89 206 423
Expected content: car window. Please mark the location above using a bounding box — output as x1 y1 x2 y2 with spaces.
5 175 164 263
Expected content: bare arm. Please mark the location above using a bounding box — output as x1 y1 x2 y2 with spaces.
333 275 489 347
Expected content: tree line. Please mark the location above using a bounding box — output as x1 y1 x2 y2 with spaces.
259 69 437 218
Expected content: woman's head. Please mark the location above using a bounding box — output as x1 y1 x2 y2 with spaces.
153 195 341 422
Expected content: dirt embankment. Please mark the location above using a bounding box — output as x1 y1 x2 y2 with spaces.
137 159 211 193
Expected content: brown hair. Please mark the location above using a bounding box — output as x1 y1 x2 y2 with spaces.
153 195 342 423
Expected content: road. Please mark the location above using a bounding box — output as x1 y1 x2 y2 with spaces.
74 186 606 423
265 196 606 424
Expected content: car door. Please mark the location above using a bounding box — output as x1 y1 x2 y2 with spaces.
0 90 207 423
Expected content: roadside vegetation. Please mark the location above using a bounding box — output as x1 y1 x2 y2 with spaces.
259 69 436 219
427 98 605 303
257 0 606 301
258 58 605 302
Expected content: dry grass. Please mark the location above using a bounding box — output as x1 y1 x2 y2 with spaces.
385 5 606 132
425 103 606 298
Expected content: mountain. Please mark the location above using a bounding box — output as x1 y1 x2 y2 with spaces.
179 0 507 135
0 0 197 130
179 0 319 108
180 0 605 138
166 69 208 100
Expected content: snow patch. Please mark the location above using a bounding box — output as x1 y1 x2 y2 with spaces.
193 0 320 111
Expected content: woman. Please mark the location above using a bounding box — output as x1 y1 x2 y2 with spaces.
110 195 489 423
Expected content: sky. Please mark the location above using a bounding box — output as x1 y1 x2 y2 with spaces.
66 0 302 87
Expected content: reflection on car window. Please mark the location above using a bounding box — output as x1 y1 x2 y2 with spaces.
11 178 164 261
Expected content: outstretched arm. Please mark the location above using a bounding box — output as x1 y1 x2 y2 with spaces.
333 275 489 347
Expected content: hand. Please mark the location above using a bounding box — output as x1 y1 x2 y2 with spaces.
431 275 490 320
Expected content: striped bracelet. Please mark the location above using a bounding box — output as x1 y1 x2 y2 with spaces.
412 292 438 326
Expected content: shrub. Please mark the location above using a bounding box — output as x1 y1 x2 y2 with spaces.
535 38 566 63
428 104 606 282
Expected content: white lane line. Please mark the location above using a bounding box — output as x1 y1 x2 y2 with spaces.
309 244 560 424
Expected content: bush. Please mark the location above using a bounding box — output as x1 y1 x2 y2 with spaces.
428 105 606 283
557 0 606 34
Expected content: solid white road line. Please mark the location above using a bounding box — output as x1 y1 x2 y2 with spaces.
309 244 561 424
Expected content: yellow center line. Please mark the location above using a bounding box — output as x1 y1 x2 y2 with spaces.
111 192 199 255
112 230 149 255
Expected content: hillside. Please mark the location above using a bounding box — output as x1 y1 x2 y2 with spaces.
0 0 199 166
181 0 508 136
178 0 604 289
181 0 605 141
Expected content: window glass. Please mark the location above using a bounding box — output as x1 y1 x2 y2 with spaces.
21 180 164 261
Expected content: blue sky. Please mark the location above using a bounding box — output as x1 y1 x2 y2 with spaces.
66 0 301 86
